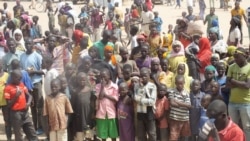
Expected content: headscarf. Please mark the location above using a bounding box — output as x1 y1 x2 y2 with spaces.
13 29 25 51
205 65 217 80
73 30 83 45
21 14 33 26
104 45 117 66
209 27 220 39
168 40 185 58
136 34 147 41
197 37 212 73
227 46 237 56
211 19 219 27
12 18 20 28
0 32 5 44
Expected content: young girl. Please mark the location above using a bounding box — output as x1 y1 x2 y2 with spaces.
201 65 217 94
210 53 220 68
160 58 174 88
95 68 119 141
13 29 26 51
71 72 96 141
171 62 192 92
117 82 135 141
104 45 117 69
148 27 162 57
135 44 151 69
167 40 186 73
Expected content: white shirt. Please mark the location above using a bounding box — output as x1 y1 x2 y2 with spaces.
44 68 59 95
131 35 138 48
229 26 241 43
211 40 228 54
141 11 154 24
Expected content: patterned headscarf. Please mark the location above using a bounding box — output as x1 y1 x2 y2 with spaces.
104 45 116 66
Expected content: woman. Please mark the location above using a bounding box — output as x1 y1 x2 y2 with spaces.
6 18 20 39
130 34 147 60
209 27 228 59
71 29 84 65
227 16 241 46
197 37 212 81
148 27 162 57
13 29 26 51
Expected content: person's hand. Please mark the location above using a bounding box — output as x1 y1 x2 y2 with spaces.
199 119 216 139
15 87 22 97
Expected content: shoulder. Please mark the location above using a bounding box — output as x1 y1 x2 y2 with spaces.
147 82 157 89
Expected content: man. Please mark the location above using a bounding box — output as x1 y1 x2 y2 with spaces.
204 8 218 35
94 30 114 60
141 4 154 36
186 6 196 22
231 1 248 43
13 0 24 20
198 100 245 141
3 38 24 72
226 47 250 140
20 38 44 135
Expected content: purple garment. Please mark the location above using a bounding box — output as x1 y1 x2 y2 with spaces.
135 56 151 69
117 98 135 141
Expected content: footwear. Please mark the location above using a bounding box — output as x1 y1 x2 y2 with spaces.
36 129 44 135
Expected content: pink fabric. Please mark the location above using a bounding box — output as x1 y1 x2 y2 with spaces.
168 40 185 58
95 82 119 119
21 14 32 26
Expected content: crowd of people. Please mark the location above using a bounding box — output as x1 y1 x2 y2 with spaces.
0 0 249 141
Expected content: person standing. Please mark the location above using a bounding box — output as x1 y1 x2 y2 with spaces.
13 0 24 20
141 4 154 36
204 8 218 35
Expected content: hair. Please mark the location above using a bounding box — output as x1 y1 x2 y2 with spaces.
122 64 133 72
140 67 150 74
32 16 39 20
207 99 227 115
42 55 54 66
6 38 16 44
175 75 185 83
75 23 83 30
11 59 20 69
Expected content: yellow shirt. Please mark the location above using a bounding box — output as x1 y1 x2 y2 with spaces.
164 71 174 88
162 33 173 51
168 56 186 73
231 8 245 22
0 73 9 106
148 35 162 57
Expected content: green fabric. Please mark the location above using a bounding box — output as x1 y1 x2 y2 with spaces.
96 118 118 139
205 14 218 33
94 41 114 60
227 63 250 103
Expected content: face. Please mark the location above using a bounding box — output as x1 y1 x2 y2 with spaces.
102 32 111 43
151 61 160 71
216 64 225 76
188 7 193 14
158 85 167 98
60 78 68 89
131 78 139 86
168 25 173 30
82 58 92 71
11 72 22 85
210 8 215 14
51 80 61 94
119 84 129 97
141 46 148 57
140 70 149 84
7 40 17 53
211 81 219 95
32 17 38 23
207 108 225 125
191 80 201 92
89 48 98 58
173 45 181 53
120 49 129 59
177 64 185 75
48 37 56 48
77 74 87 87
234 52 246 66
201 96 211 109
209 32 217 41
151 28 157 35
235 2 239 9
160 59 168 72
176 78 185 91
65 65 75 76
100 71 110 82
122 68 132 81
137 39 145 46
104 50 113 60
25 39 34 53
205 70 215 80
211 57 219 66
14 33 22 42
3 3 7 9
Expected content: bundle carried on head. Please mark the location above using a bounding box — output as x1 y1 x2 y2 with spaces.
187 20 205 36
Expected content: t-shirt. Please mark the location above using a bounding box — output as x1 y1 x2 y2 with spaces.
155 96 169 128
0 73 9 106
94 41 114 60
228 27 241 43
227 63 250 103
44 69 59 96
231 8 245 23
204 14 218 33
4 82 28 111
131 35 138 48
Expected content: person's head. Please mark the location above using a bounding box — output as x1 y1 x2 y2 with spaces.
7 38 17 53
81 7 85 12
32 16 39 24
7 20 16 29
142 4 148 12
80 36 89 50
205 65 216 81
115 14 120 20
24 38 34 54
177 62 187 75
119 82 129 98
140 67 150 85
210 7 215 14
88 46 100 59
140 44 149 58
16 0 21 6
168 24 173 30
160 58 169 72
75 23 83 31
211 81 220 96
157 48 167 59
119 47 129 60
3 3 7 9
175 75 185 91
131 75 140 86
211 53 220 67
216 61 226 77
191 79 201 93
201 94 212 109
11 59 20 70
136 34 146 46
187 6 193 15
102 30 112 44
80 56 92 73
112 21 118 29
80 17 88 24
158 83 167 99
45 31 51 37
122 64 132 81
104 45 114 60
108 12 114 19
48 35 57 50
209 27 219 41
100 68 111 83
234 47 248 67
172 40 183 53
107 0 111 3
154 11 159 17
207 100 228 128
234 1 240 9
51 78 61 96
42 55 53 70
151 57 160 72
76 72 87 87
58 76 68 91
150 27 158 35
10 69 22 85
114 2 119 7
125 8 129 13
181 11 187 17
179 19 188 27
14 29 23 42
65 63 76 76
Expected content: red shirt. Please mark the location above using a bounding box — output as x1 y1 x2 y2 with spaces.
131 9 139 18
209 118 245 141
155 96 169 128
4 83 28 111
145 1 153 11
105 20 113 30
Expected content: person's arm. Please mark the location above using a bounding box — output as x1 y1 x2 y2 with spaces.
54 8 58 15
204 16 207 25
117 64 123 79
140 84 157 106
25 91 33 109
6 86 22 109
132 60 139 72
229 78 250 89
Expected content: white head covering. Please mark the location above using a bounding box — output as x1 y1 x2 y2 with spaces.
13 29 26 51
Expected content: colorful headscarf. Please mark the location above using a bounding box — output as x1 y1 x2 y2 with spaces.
73 30 83 45
136 33 147 41
209 27 220 39
205 65 217 80
21 14 33 26
227 46 237 56
211 19 219 27
12 18 20 28
168 40 185 58
197 37 212 73
13 29 25 51
104 45 117 66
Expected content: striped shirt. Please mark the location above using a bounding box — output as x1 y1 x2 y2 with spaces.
169 89 190 121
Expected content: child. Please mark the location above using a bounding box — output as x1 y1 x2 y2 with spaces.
173 19 180 40
124 8 131 38
216 61 229 105
71 72 96 141
199 94 212 129
43 78 73 141
58 76 71 99
160 58 174 88
155 84 169 141
201 65 217 94
135 45 152 69
47 6 55 32
148 27 162 57
112 22 122 42
150 57 167 87
167 40 186 73
189 79 205 141
78 7 88 19
120 64 133 85
4 69 38 141
153 11 163 33
95 68 119 141
117 82 135 141
210 81 224 101
210 53 220 68
169 75 192 141
127 25 139 49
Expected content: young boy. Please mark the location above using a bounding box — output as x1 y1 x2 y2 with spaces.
127 25 139 48
4 69 38 141
43 78 73 141
155 84 169 141
199 94 212 130
189 79 205 141
169 75 192 141
31 16 42 39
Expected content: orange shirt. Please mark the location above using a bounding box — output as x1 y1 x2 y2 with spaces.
155 96 169 128
4 83 28 111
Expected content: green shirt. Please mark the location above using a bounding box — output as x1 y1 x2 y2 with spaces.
205 14 218 33
227 63 250 103
94 41 114 60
